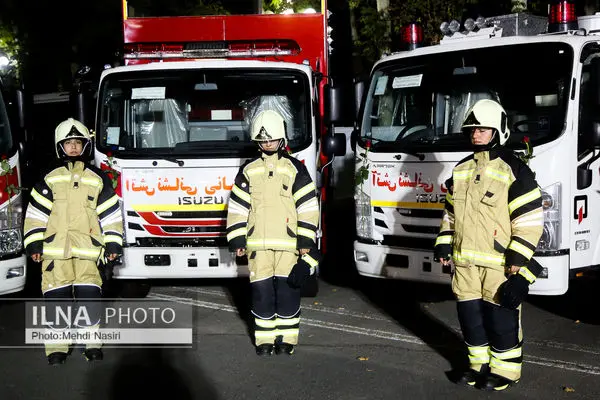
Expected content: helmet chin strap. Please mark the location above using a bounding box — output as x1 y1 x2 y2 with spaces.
60 140 91 159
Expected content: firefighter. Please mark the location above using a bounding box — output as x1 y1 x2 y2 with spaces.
23 118 123 365
434 99 544 391
226 109 320 356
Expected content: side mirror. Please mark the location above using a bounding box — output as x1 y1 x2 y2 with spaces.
350 128 359 152
325 85 343 125
322 132 346 157
577 165 592 190
354 79 365 119
15 88 25 130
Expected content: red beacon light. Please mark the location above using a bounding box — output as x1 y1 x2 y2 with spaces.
548 0 578 33
401 23 424 51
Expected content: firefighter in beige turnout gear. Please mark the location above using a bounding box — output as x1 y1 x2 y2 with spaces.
226 110 320 356
23 118 123 366
434 100 543 391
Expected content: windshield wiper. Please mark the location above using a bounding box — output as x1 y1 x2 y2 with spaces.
112 147 184 166
393 151 425 161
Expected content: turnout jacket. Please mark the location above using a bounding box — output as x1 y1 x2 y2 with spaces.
434 149 544 281
23 160 123 261
226 151 319 252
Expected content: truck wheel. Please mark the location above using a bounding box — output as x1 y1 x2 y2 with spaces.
301 274 319 298
115 280 151 298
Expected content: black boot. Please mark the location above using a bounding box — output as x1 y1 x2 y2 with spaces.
47 352 68 366
255 344 274 356
454 364 489 386
83 348 103 361
275 343 295 355
478 373 519 391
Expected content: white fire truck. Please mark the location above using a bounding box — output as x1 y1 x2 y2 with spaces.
90 1 344 296
352 3 600 295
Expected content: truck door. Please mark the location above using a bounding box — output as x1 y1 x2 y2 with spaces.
572 44 600 270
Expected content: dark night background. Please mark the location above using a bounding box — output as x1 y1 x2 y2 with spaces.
0 1 596 95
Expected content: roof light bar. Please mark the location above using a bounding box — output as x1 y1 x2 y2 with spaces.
123 40 301 60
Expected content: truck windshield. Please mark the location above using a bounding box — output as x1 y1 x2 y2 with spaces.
361 42 573 152
97 69 311 157
0 90 13 155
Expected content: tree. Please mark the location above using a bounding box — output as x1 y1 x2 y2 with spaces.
0 24 23 84
350 0 473 74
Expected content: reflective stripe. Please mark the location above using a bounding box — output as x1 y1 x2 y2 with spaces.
46 175 71 184
512 210 543 228
276 166 295 178
508 240 534 260
276 318 300 326
231 185 251 203
445 193 454 206
81 177 101 187
297 198 319 214
297 227 316 240
255 319 278 328
97 195 119 215
490 358 522 372
31 189 53 211
293 182 316 201
103 234 123 245
485 167 511 184
24 232 45 247
227 227 247 242
72 247 101 258
246 167 265 176
435 235 452 246
255 331 277 338
43 247 65 257
454 169 475 180
302 254 319 268
442 213 454 224
490 347 522 360
454 249 504 266
508 188 541 214
518 267 536 284
247 239 297 249
468 353 491 364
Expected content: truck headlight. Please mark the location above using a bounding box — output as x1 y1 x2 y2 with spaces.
0 196 23 256
355 187 373 239
538 183 560 252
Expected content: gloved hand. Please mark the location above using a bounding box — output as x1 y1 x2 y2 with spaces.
98 253 119 284
433 245 451 263
98 260 114 283
499 274 530 310
287 258 313 289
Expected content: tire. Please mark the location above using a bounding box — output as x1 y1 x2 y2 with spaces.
301 274 319 297
113 280 151 298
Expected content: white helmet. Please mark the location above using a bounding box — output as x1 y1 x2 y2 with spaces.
462 99 510 146
55 118 93 159
250 110 287 145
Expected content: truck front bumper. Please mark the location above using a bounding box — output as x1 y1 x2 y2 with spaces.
114 247 249 279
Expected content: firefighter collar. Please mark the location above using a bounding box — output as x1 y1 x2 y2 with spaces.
474 150 490 164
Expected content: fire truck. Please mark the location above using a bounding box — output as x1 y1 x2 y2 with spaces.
352 1 600 296
91 1 344 296
0 78 27 295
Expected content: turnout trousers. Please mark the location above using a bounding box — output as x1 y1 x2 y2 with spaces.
41 258 103 356
249 250 301 346
453 264 523 381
